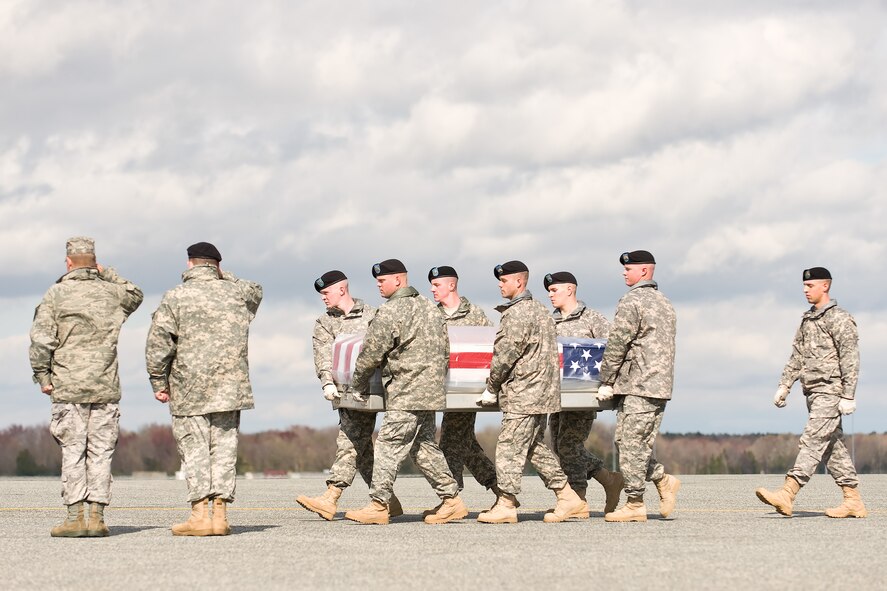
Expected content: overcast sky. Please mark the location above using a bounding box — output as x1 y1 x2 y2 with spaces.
2 0 885 436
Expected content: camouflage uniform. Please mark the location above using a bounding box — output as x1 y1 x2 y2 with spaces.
30 265 143 505
438 297 497 490
146 265 262 503
487 291 567 495
312 299 378 489
779 300 860 487
550 302 611 490
352 286 458 503
599 280 676 499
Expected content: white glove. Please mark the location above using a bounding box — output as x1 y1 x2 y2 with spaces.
596 385 614 401
350 390 367 403
323 384 340 401
838 398 856 415
476 389 498 406
773 385 789 408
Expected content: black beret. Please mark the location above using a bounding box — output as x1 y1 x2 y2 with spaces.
372 259 407 277
494 260 529 279
543 271 577 290
619 250 655 265
428 265 458 282
314 270 347 292
803 267 831 281
187 242 222 262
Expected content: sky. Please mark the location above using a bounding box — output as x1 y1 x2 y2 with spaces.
2 0 885 436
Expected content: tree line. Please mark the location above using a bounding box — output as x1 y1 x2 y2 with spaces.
2 422 886 477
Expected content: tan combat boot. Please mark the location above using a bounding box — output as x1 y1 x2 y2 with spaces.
388 493 404 518
825 486 867 519
593 468 625 514
296 485 343 521
755 476 800 517
344 500 390 525
477 492 518 524
86 503 110 537
655 474 682 518
421 501 443 518
424 496 469 524
212 497 231 535
171 498 213 536
50 502 88 538
605 496 647 522
544 483 590 523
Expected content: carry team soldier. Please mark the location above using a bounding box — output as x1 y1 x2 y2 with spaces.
146 242 263 536
29 237 143 537
545 271 624 515
477 261 586 524
344 259 468 525
297 271 404 520
755 267 866 518
597 250 681 523
427 265 499 509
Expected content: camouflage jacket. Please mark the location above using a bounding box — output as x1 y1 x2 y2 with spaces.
145 265 263 416
29 267 143 404
352 286 449 411
487 291 560 414
553 301 611 338
599 280 676 400
313 298 376 391
439 296 493 327
779 300 859 399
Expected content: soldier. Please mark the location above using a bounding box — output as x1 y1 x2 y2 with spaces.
477 261 586 524
427 265 498 508
29 236 143 537
596 250 680 522
296 270 404 520
755 267 866 518
344 259 467 525
146 242 262 536
545 271 624 515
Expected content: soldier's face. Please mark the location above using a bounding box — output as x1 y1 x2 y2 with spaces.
803 280 829 307
623 265 645 287
430 278 455 302
377 275 399 298
547 284 573 310
320 285 342 309
499 274 521 299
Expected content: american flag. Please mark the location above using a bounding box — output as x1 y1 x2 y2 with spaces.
332 327 605 394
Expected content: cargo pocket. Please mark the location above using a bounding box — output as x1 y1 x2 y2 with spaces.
49 404 73 446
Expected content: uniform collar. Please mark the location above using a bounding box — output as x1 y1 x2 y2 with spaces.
805 299 837 319
553 301 586 322
57 267 99 283
496 290 533 313
629 279 658 292
182 265 221 282
388 286 419 301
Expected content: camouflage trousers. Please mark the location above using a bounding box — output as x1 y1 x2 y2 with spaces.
549 410 604 490
369 410 459 504
615 395 667 498
49 402 119 505
787 414 859 488
327 408 377 489
439 411 497 490
172 411 240 503
496 413 568 496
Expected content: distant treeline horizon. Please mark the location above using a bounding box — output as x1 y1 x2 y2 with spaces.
3 423 886 477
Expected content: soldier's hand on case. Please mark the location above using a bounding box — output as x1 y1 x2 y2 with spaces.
596 385 614 401
838 398 856 415
323 384 340 401
154 389 170 403
773 385 789 408
476 389 497 406
350 390 366 402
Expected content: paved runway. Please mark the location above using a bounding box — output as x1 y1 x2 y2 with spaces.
0 474 883 590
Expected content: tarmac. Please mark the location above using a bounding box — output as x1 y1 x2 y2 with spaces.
0 474 884 590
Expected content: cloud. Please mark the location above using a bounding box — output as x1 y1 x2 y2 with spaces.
2 1 885 434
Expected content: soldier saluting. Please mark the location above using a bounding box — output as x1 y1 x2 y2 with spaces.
30 236 143 537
